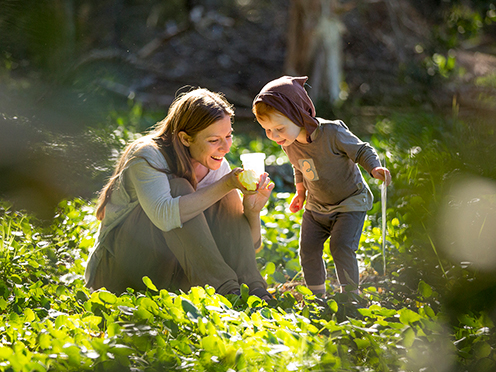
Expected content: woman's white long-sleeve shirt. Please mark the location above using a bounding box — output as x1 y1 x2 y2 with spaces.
84 137 231 287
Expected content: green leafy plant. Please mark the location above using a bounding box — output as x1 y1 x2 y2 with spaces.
1 104 496 371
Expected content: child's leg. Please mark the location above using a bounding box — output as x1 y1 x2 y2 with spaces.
204 189 267 292
299 209 331 294
329 211 366 292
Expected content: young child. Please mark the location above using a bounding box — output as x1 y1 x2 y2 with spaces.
253 76 391 294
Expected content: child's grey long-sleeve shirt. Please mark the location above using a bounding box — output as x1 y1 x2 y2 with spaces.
283 118 382 214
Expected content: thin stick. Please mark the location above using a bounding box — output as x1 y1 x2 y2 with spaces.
381 158 387 276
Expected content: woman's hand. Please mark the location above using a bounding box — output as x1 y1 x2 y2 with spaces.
371 167 392 187
225 167 253 192
242 172 274 214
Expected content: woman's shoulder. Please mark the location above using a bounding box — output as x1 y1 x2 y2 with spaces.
127 137 167 168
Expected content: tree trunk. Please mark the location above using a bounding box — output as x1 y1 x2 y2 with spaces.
285 0 347 104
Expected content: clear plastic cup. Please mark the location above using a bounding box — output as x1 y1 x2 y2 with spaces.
240 152 266 177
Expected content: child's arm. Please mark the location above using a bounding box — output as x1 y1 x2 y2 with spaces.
289 182 306 213
371 167 392 186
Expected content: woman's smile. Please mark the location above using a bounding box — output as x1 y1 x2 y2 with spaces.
187 114 233 172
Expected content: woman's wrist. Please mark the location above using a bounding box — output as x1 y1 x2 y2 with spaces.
244 209 260 219
243 210 261 245
220 173 237 192
223 168 243 192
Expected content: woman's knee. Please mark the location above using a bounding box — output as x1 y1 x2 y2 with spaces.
169 177 195 197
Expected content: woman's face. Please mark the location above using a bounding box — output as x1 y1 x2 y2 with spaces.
184 114 233 170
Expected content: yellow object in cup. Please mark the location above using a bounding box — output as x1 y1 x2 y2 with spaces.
238 169 258 191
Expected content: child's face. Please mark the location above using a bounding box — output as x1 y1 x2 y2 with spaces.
257 111 307 146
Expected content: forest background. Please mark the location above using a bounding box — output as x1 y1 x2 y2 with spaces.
1 0 496 371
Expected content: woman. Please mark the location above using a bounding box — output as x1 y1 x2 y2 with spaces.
85 88 274 300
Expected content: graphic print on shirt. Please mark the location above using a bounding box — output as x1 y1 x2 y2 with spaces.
298 158 319 181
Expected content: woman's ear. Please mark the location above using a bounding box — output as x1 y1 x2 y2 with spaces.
178 131 191 147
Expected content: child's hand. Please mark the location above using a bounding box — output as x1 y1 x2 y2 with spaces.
371 167 392 187
289 192 305 213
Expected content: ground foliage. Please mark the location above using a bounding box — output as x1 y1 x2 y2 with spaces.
0 201 476 371
1 104 496 371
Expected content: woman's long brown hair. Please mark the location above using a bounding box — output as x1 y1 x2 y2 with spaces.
95 88 234 221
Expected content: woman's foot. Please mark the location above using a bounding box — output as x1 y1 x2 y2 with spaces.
249 287 273 302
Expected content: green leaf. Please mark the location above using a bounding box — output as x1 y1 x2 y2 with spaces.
11 274 22 284
421 305 435 318
328 299 338 313
109 344 134 356
82 315 103 328
354 337 370 349
38 333 51 349
458 314 480 328
201 335 221 353
98 291 117 304
181 299 201 322
399 308 422 325
0 298 7 311
170 340 192 355
142 276 158 292
272 271 287 283
261 262 275 276
55 314 68 329
76 290 89 302
295 285 313 296
240 283 250 302
134 307 154 321
107 322 121 337
474 342 492 359
402 327 416 348
418 280 432 298
139 297 160 315
285 259 301 272
247 296 263 307
0 346 13 358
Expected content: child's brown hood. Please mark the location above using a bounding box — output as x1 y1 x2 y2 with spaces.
253 76 319 143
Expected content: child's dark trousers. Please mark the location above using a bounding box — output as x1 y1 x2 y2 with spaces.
299 209 366 293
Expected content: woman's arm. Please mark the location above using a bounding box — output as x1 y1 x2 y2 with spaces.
126 159 182 231
244 208 262 249
126 157 245 231
177 169 243 223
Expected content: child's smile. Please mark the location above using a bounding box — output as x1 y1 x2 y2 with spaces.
258 111 307 146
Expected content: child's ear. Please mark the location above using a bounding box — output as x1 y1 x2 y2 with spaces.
178 131 192 147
